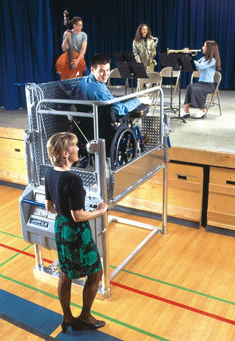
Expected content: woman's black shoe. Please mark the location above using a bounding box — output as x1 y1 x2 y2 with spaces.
81 319 106 330
61 319 83 334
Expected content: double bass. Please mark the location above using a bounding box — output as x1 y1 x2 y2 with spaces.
55 10 86 80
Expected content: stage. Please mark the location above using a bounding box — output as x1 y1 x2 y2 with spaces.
1 89 234 156
169 89 235 167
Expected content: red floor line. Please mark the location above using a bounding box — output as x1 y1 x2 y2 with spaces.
0 243 53 264
110 281 235 326
1 242 235 326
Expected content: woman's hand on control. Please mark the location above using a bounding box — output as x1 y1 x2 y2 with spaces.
97 202 108 214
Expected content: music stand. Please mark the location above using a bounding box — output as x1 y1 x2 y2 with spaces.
159 52 179 114
113 52 148 93
159 52 196 123
173 53 196 123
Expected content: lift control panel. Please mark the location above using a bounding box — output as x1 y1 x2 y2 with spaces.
19 185 104 255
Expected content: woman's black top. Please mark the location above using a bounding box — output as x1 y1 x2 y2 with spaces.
45 168 86 221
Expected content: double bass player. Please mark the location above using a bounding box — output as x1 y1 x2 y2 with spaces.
56 13 87 79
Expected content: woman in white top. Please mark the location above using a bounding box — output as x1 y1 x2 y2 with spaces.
182 40 221 119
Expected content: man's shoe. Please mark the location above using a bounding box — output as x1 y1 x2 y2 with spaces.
192 110 205 119
180 110 190 118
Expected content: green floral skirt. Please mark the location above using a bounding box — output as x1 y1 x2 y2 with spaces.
54 215 102 280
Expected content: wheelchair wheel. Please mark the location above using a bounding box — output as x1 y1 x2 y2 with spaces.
110 127 137 170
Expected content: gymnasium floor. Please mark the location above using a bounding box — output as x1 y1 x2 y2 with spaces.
1 184 235 340
1 89 235 340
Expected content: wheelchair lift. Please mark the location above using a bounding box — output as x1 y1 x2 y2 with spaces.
19 79 170 299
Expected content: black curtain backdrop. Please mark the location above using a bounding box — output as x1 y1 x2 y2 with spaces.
0 0 234 110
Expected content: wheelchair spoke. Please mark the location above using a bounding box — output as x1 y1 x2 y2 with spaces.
112 128 137 169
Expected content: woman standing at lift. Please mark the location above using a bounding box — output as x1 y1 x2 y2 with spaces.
45 132 107 333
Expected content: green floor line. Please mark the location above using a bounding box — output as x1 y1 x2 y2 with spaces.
109 267 235 306
0 230 23 239
0 244 33 267
0 274 170 341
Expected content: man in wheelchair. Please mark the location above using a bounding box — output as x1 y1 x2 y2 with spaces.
70 53 151 116
70 53 151 169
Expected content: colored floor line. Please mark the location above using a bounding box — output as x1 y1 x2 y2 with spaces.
0 230 24 239
0 238 168 341
1 290 121 341
111 281 235 326
1 243 235 329
0 275 169 341
0 243 33 267
0 243 52 264
110 265 235 306
1 238 235 307
1 313 57 341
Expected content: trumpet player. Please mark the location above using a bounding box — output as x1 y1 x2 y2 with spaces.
133 23 158 72
182 41 221 119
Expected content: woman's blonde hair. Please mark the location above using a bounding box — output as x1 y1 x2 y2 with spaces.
47 132 77 167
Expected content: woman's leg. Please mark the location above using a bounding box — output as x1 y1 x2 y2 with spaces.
58 271 74 323
182 85 192 115
192 83 215 118
79 268 103 323
184 103 190 113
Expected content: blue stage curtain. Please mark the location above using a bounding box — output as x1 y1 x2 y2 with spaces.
1 0 234 110
0 0 54 110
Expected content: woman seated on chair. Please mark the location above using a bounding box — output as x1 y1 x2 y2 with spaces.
182 40 221 119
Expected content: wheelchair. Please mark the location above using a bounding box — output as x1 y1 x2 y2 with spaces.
71 103 149 170
109 104 149 169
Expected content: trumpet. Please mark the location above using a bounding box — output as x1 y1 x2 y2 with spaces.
167 48 201 56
